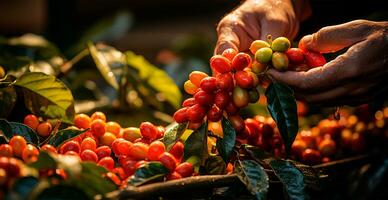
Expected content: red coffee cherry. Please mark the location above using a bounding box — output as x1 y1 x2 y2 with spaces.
200 77 218 93
173 108 189 123
234 71 253 89
194 90 214 106
285 48 304 64
74 114 91 129
214 90 231 109
91 111 106 122
210 55 232 74
207 105 223 122
140 122 158 141
175 162 194 177
147 141 166 161
158 152 177 172
182 98 196 107
80 150 98 162
23 114 39 131
187 104 207 123
232 52 251 71
222 48 237 61
303 50 326 68
216 73 234 91
169 141 184 161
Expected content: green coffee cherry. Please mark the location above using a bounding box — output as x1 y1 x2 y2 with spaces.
249 40 270 54
248 89 260 103
271 37 291 52
232 86 249 108
272 52 289 71
255 47 273 64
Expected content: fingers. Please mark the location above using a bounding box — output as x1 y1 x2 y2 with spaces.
214 22 240 55
299 20 374 53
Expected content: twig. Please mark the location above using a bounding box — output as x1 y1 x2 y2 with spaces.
58 49 89 77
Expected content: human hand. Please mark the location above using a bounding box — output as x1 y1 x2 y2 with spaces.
268 20 388 106
214 0 311 55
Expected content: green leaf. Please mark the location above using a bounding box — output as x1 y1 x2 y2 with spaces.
36 185 89 200
0 119 39 145
243 144 274 166
127 161 169 186
29 151 57 170
234 160 269 200
183 122 208 162
125 51 182 109
162 122 187 151
87 42 119 90
216 118 236 162
203 155 226 175
14 72 75 124
0 85 17 118
47 128 88 147
265 82 298 154
269 159 309 200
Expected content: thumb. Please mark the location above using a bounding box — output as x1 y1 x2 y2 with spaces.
299 20 372 53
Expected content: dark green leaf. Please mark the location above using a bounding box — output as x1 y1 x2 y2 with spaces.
234 160 269 200
87 42 119 90
162 122 187 151
14 72 75 124
47 128 88 147
29 151 57 169
183 122 208 162
0 86 17 118
0 56 32 74
127 161 169 186
243 144 274 166
203 155 226 175
216 118 236 162
269 159 309 200
125 51 182 109
0 119 39 144
265 82 298 154
7 176 39 200
36 185 89 200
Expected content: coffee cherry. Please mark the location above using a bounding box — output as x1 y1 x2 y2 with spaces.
156 126 165 139
37 122 52 137
98 157 115 171
0 66 5 78
169 141 184 161
255 47 273 63
210 55 232 74
0 144 13 157
285 48 304 64
207 105 223 122
244 119 261 140
147 141 166 161
248 89 260 103
247 71 259 87
96 146 111 160
271 37 291 52
22 144 39 163
175 162 194 177
80 150 98 162
81 137 97 152
291 139 307 159
189 71 209 87
112 138 132 156
173 108 189 123
232 87 249 108
271 52 289 71
182 98 196 107
140 122 158 141
249 40 270 54
200 77 217 93
318 138 336 157
41 144 57 154
225 102 239 115
304 50 326 68
228 115 245 133
214 91 230 109
194 90 214 106
216 73 234 91
60 140 81 154
251 61 267 74
187 104 207 123
91 111 106 122
4 157 21 177
166 171 182 180
232 53 251 71
184 80 198 95
9 136 27 157
128 142 149 160
301 149 321 165
23 114 39 130
90 119 106 137
221 48 238 61
234 71 253 89
106 121 121 137
74 114 91 129
122 127 141 142
100 132 117 146
158 152 177 172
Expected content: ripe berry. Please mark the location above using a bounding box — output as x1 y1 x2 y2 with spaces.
106 121 121 136
100 132 117 146
74 114 91 129
9 136 27 157
244 118 261 140
158 152 177 172
96 146 111 160
255 47 273 63
23 114 39 130
112 138 132 156
166 171 182 180
304 50 326 68
214 91 230 109
173 107 189 123
60 140 81 154
122 127 141 142
147 141 166 161
175 162 194 177
156 126 165 139
285 48 304 64
0 144 13 157
234 71 253 89
200 77 217 93
210 55 232 74
216 73 234 91
188 122 203 130
187 104 207 123
189 71 209 87
22 144 39 163
184 80 198 95
221 48 238 61
271 52 289 71
80 150 98 162
81 137 97 152
140 122 158 141
98 157 115 171
127 142 148 160
232 53 251 71
182 98 196 107
207 105 223 122
249 40 270 54
169 141 184 161
318 138 336 157
41 144 58 154
37 122 52 137
105 172 121 186
251 61 267 74
271 37 291 52
228 115 245 133
301 149 321 165
194 90 214 106
225 102 239 115
90 119 106 137
291 139 307 159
